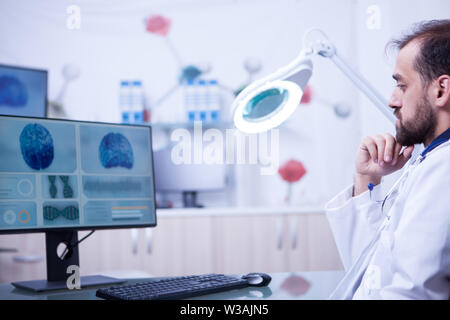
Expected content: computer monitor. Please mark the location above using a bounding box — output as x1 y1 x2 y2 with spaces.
153 146 226 208
0 115 156 291
0 64 47 118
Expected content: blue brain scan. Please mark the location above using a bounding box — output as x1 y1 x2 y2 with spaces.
0 75 28 107
20 123 54 170
99 132 134 169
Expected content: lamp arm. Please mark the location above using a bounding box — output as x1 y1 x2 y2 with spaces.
328 52 396 124
310 37 396 124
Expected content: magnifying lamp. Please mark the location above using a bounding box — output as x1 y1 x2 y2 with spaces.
232 29 396 133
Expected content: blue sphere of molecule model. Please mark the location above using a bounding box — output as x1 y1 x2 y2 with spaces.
99 132 134 169
20 123 54 170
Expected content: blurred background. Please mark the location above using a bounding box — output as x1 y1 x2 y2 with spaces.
1 0 449 209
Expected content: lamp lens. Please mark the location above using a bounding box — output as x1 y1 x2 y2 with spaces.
243 88 288 121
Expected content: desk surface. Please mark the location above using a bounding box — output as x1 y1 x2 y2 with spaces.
0 271 344 300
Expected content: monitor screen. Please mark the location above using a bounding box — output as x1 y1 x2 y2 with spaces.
154 147 226 192
0 64 47 118
0 115 156 233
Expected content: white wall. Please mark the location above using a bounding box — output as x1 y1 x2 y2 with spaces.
1 0 448 208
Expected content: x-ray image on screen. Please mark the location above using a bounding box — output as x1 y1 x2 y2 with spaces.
80 125 150 174
0 118 76 173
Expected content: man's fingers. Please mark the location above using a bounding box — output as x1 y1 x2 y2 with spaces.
357 134 414 177
373 135 386 165
362 136 379 163
392 142 402 166
383 134 396 163
397 145 415 167
403 145 415 159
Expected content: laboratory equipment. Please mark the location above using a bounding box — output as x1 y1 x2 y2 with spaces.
119 80 145 124
131 80 145 123
119 81 131 123
208 79 221 122
47 64 80 118
232 29 396 133
182 79 222 123
153 146 226 208
144 14 212 110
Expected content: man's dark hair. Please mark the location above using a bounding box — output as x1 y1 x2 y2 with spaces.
387 19 450 86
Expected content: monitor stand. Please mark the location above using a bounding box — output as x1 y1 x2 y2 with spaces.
182 191 204 208
11 231 124 292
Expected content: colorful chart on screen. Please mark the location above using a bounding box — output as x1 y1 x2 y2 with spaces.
0 116 155 231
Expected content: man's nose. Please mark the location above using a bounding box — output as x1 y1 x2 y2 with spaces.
388 91 401 110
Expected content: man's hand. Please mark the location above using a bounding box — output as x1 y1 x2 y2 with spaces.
353 133 414 196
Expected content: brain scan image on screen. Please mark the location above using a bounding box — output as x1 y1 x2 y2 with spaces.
0 118 76 173
99 132 134 169
0 75 28 107
20 123 54 170
0 65 47 117
80 125 150 174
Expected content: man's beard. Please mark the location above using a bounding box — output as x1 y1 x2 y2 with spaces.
395 95 436 146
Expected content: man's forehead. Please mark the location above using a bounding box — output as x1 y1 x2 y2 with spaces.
393 40 421 81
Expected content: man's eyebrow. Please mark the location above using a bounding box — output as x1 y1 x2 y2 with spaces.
392 73 404 82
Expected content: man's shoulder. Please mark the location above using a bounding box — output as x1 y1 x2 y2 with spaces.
422 141 450 163
409 142 450 183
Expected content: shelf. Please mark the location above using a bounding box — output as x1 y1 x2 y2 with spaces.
156 205 326 218
149 121 233 130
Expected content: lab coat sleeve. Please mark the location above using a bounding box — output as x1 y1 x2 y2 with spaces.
325 184 384 270
380 154 450 300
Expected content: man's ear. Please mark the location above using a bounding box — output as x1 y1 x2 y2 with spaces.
434 75 450 108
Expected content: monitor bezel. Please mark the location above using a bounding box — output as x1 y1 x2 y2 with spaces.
0 114 157 234
0 63 48 118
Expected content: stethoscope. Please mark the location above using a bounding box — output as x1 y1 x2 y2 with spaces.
370 155 420 220
370 132 450 220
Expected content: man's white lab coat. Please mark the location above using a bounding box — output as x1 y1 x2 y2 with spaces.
325 141 450 299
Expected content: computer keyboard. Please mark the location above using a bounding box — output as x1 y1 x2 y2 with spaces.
95 273 249 300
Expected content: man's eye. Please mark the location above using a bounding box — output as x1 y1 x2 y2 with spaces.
396 84 406 91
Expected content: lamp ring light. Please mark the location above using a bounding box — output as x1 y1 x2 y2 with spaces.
232 28 396 133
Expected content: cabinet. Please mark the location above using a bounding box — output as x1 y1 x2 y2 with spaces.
285 214 343 271
0 233 46 283
0 207 343 282
69 216 215 277
137 216 215 276
212 213 343 274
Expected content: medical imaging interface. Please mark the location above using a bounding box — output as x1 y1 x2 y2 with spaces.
0 116 156 231
0 65 47 118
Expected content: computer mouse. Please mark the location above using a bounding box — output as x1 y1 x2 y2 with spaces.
241 273 272 287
